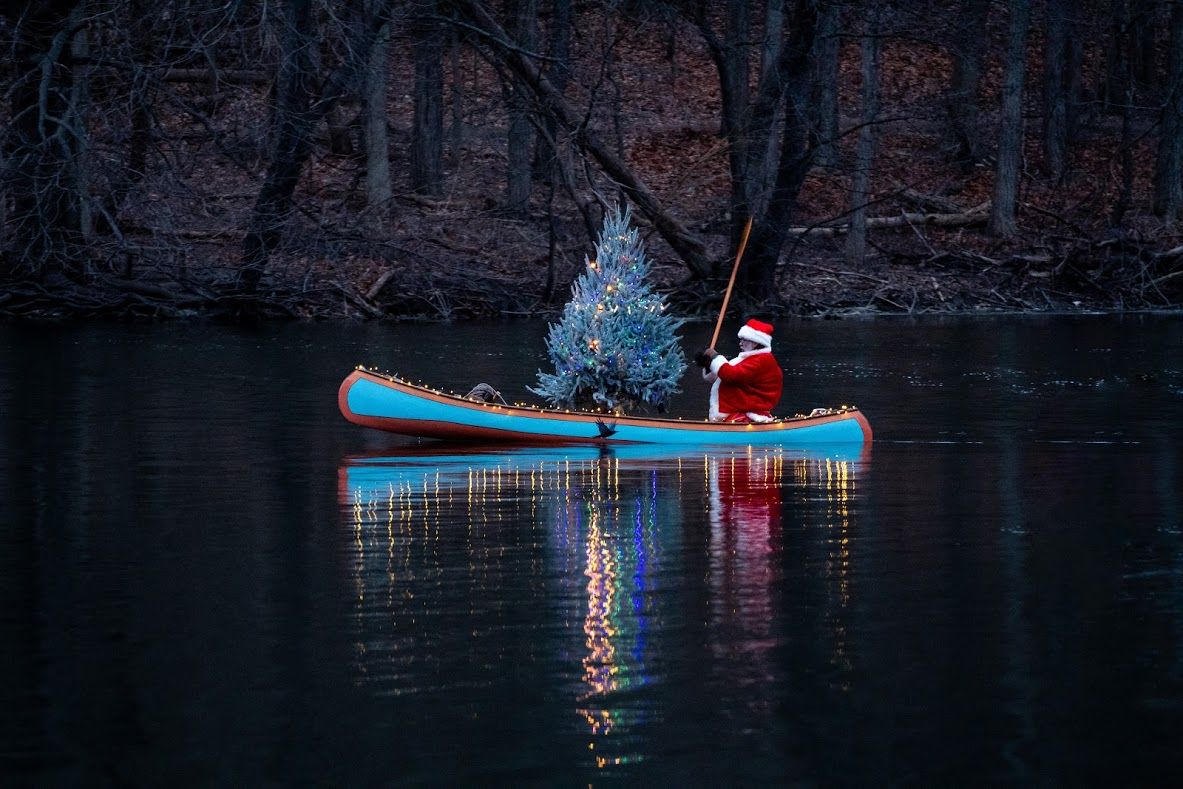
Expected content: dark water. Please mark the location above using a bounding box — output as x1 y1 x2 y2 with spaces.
2 315 1181 784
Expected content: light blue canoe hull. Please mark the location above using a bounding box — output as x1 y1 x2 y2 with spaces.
339 369 872 446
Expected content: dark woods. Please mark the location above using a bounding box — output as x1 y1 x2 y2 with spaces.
2 1 1183 319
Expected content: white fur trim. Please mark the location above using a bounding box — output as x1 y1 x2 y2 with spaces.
708 354 727 374
737 324 772 347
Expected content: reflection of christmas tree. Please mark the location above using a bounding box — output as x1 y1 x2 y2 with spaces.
531 206 686 413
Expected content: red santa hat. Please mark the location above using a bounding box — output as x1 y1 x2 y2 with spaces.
737 318 773 347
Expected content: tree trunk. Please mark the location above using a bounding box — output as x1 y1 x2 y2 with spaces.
240 0 317 293
1155 3 1183 221
1065 7 1084 146
411 0 444 195
454 0 711 275
1113 1 1136 226
608 26 628 208
741 0 821 297
450 9 464 169
364 8 392 215
946 0 990 172
505 0 538 213
696 0 753 248
68 2 92 242
810 0 840 167
101 0 152 237
1130 0 1158 93
533 0 572 181
1043 0 1068 179
1114 71 1135 227
1104 0 1127 112
699 0 799 250
723 0 751 239
989 0 1030 238
845 2 881 269
750 0 786 206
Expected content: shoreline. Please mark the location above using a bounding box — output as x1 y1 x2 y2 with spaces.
2 289 1179 323
4 236 1181 322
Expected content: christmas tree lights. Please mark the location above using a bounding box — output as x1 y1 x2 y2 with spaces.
531 206 687 413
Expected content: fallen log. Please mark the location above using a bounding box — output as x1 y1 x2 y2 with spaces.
365 269 396 301
893 185 966 214
338 282 384 319
789 203 991 237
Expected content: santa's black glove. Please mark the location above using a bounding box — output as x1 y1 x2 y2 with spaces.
694 348 718 368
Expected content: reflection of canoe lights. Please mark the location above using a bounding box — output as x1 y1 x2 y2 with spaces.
825 459 851 516
581 503 619 708
341 447 862 712
822 459 854 675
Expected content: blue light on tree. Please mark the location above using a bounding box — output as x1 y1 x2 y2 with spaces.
531 206 687 413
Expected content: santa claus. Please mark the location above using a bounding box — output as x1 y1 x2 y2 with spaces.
695 318 784 423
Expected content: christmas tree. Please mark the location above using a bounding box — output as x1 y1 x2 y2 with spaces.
531 206 687 413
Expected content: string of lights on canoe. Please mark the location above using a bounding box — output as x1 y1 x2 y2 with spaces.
353 366 858 422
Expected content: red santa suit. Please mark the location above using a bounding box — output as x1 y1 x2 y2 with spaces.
703 347 783 422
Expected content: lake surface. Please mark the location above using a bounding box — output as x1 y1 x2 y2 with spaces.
2 315 1181 784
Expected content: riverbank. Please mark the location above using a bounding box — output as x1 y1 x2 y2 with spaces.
3 231 1179 321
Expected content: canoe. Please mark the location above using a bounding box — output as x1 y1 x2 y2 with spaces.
338 367 872 446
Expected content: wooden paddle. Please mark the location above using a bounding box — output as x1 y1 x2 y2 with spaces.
709 217 754 349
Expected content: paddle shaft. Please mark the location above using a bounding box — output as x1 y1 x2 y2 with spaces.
709 217 754 349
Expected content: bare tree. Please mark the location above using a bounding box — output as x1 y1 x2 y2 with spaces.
1155 2 1183 222
1043 0 1069 179
505 0 538 213
100 0 154 236
810 0 841 167
3 0 89 277
449 8 464 169
1103 0 1155 112
710 0 751 245
946 0 990 172
533 0 573 183
845 1 881 268
989 0 1030 238
240 0 318 293
693 0 827 278
1130 0 1158 93
68 2 93 241
411 0 444 195
240 0 389 293
1112 0 1136 226
738 0 821 297
363 1 392 215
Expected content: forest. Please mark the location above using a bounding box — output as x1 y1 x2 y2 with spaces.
3 0 1183 320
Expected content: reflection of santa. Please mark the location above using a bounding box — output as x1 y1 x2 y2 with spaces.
707 453 782 688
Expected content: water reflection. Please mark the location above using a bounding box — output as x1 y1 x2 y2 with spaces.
339 444 865 772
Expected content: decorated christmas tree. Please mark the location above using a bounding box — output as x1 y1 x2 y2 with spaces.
531 206 687 413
